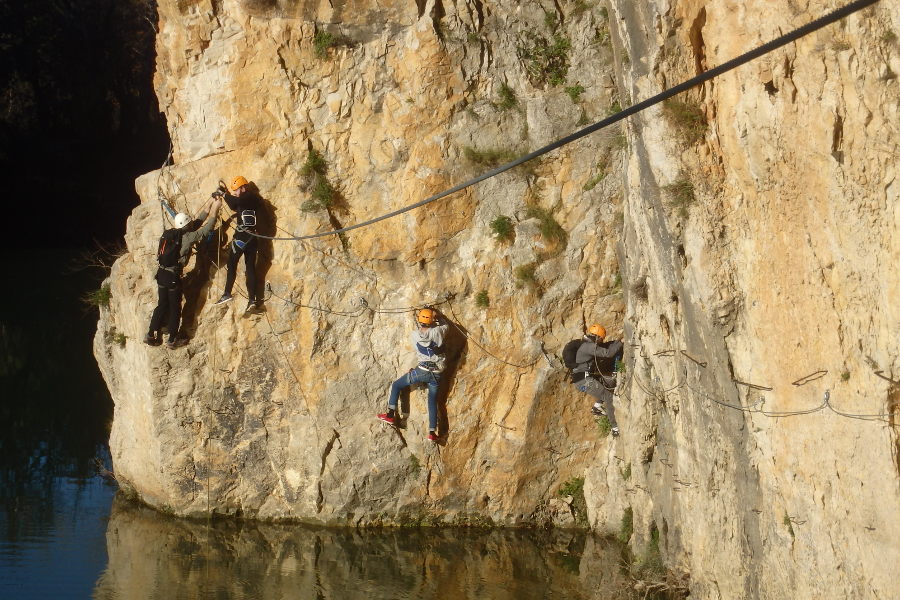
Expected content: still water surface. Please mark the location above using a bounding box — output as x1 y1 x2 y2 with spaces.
1 251 630 599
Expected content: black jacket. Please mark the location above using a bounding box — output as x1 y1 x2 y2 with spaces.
571 339 623 383
224 189 261 234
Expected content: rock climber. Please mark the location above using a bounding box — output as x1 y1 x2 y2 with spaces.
572 324 623 437
377 307 448 442
145 196 222 349
213 175 264 314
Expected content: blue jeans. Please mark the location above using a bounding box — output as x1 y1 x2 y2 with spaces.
388 367 441 431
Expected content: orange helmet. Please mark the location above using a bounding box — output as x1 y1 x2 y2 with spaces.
588 324 606 339
417 308 436 326
229 175 248 191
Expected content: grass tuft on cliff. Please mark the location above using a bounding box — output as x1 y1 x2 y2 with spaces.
313 30 352 59
495 83 517 111
84 283 111 309
663 178 695 218
663 98 706 145
618 506 633 544
490 215 515 242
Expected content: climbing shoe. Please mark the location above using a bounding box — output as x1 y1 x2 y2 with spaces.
591 404 606 416
427 431 439 442
213 294 233 306
243 300 265 315
143 333 162 346
611 427 620 437
377 413 395 425
166 337 188 349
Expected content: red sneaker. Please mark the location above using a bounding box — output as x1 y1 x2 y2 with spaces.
427 432 439 442
377 413 395 425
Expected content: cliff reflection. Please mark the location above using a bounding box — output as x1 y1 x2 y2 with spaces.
94 496 629 600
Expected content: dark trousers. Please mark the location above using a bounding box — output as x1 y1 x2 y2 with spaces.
223 235 258 302
148 269 183 341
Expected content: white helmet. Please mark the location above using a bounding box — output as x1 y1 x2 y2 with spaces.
174 213 190 229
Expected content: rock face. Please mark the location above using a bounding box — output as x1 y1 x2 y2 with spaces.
94 0 899 598
96 0 625 525
585 1 900 599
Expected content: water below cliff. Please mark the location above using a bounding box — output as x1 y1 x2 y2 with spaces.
1 250 635 599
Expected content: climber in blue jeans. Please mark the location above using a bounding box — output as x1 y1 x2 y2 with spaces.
377 307 448 442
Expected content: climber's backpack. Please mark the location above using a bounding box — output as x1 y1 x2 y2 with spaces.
562 338 584 370
157 228 185 268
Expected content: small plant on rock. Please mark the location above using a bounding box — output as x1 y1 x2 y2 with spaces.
517 31 571 87
474 290 490 308
595 414 612 437
84 283 111 309
300 148 327 177
663 178 695 218
618 506 634 544
496 83 517 111
463 146 518 167
662 98 707 145
514 262 538 288
565 84 585 102
525 204 567 248
489 215 515 242
313 30 351 59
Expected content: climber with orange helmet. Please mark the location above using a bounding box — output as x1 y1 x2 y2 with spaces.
377 306 449 442
145 196 222 349
572 323 623 436
213 175 264 314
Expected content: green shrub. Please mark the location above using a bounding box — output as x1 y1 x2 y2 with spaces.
606 100 623 116
557 476 588 527
583 160 608 191
474 290 490 308
517 31 571 87
557 476 584 498
525 204 566 246
496 83 517 110
463 146 518 167
113 332 126 347
565 84 585 102
595 415 611 437
300 148 326 177
313 30 353 59
618 507 633 544
514 262 537 288
85 283 111 309
489 215 515 242
313 31 335 59
312 178 336 207
662 98 706 145
663 178 695 218
633 524 664 578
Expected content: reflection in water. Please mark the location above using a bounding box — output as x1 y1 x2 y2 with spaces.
1 250 117 598
95 497 630 600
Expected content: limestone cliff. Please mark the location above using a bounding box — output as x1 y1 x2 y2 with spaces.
94 0 899 598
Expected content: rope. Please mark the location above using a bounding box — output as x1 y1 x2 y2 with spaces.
444 298 541 370
238 0 878 243
628 346 900 421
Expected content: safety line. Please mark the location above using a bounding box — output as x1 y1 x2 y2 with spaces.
241 0 878 242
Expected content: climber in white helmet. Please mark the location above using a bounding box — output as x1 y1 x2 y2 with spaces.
145 195 221 349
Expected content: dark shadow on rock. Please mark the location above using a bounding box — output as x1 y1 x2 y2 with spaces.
248 182 276 306
435 308 467 439
180 221 229 337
